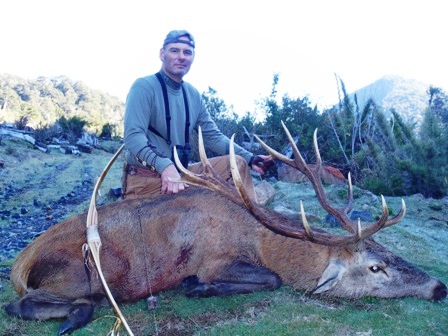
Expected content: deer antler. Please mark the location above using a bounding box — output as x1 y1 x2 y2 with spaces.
173 124 406 246
253 121 406 236
172 127 246 206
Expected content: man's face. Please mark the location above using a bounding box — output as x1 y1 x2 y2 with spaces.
160 37 195 82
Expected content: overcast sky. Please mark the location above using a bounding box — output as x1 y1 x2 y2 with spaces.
1 0 447 117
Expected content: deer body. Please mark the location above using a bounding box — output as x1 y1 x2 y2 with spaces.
7 188 446 333
5 125 447 335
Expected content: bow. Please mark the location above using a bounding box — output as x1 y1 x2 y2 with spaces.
85 144 134 335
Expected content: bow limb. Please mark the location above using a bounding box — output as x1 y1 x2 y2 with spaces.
85 144 134 336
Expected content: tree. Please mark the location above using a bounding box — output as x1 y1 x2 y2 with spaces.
186 87 245 162
413 108 448 197
323 76 424 196
260 74 321 158
428 86 448 125
57 116 87 143
100 123 118 139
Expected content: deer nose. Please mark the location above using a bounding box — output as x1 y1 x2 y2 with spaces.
432 281 447 301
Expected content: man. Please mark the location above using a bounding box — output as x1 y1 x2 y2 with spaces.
122 30 272 201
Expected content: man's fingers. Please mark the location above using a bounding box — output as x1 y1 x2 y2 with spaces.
161 181 188 194
176 182 189 193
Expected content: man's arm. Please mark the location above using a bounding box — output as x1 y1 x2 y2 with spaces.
124 79 172 172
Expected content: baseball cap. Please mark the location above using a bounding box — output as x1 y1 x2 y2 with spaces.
163 30 195 48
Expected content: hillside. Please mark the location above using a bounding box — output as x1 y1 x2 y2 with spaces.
351 75 431 126
0 73 125 135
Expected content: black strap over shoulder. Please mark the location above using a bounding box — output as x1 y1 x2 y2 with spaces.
153 72 172 145
150 72 191 167
181 85 191 150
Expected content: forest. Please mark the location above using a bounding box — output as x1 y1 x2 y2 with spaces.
1 73 447 198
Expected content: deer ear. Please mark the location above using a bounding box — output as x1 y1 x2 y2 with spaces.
313 260 346 294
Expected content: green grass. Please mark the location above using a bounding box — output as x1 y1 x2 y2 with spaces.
2 283 446 335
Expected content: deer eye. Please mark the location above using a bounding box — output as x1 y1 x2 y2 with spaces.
369 265 382 273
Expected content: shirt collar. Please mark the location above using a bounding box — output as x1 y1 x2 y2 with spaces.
159 70 182 90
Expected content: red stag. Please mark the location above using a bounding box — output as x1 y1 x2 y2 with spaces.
5 123 447 335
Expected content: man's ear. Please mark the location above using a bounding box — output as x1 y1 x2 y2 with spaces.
159 49 165 62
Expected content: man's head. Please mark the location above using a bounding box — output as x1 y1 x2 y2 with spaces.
163 30 195 49
160 30 195 83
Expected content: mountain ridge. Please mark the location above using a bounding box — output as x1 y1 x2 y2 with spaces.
350 75 432 126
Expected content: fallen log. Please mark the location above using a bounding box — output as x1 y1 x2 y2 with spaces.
0 128 35 145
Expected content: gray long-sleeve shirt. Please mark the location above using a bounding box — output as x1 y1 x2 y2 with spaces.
124 71 253 173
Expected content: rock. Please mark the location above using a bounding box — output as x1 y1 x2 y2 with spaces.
350 210 374 222
325 210 374 228
277 164 346 185
255 181 276 206
77 143 93 153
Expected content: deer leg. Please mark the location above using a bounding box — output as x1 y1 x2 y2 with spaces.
5 291 95 336
182 261 282 297
5 289 78 321
57 302 94 336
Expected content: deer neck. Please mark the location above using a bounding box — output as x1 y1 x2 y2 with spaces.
257 229 344 291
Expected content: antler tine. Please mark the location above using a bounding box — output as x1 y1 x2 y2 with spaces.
312 128 322 167
172 145 195 177
351 195 405 239
345 172 354 214
253 137 293 166
300 200 313 238
197 125 209 167
355 195 390 238
281 120 309 172
172 127 239 202
385 198 406 227
229 134 254 209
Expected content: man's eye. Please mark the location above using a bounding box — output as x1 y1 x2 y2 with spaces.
184 51 193 56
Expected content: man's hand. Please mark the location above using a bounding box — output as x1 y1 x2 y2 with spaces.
250 155 274 175
160 164 189 194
